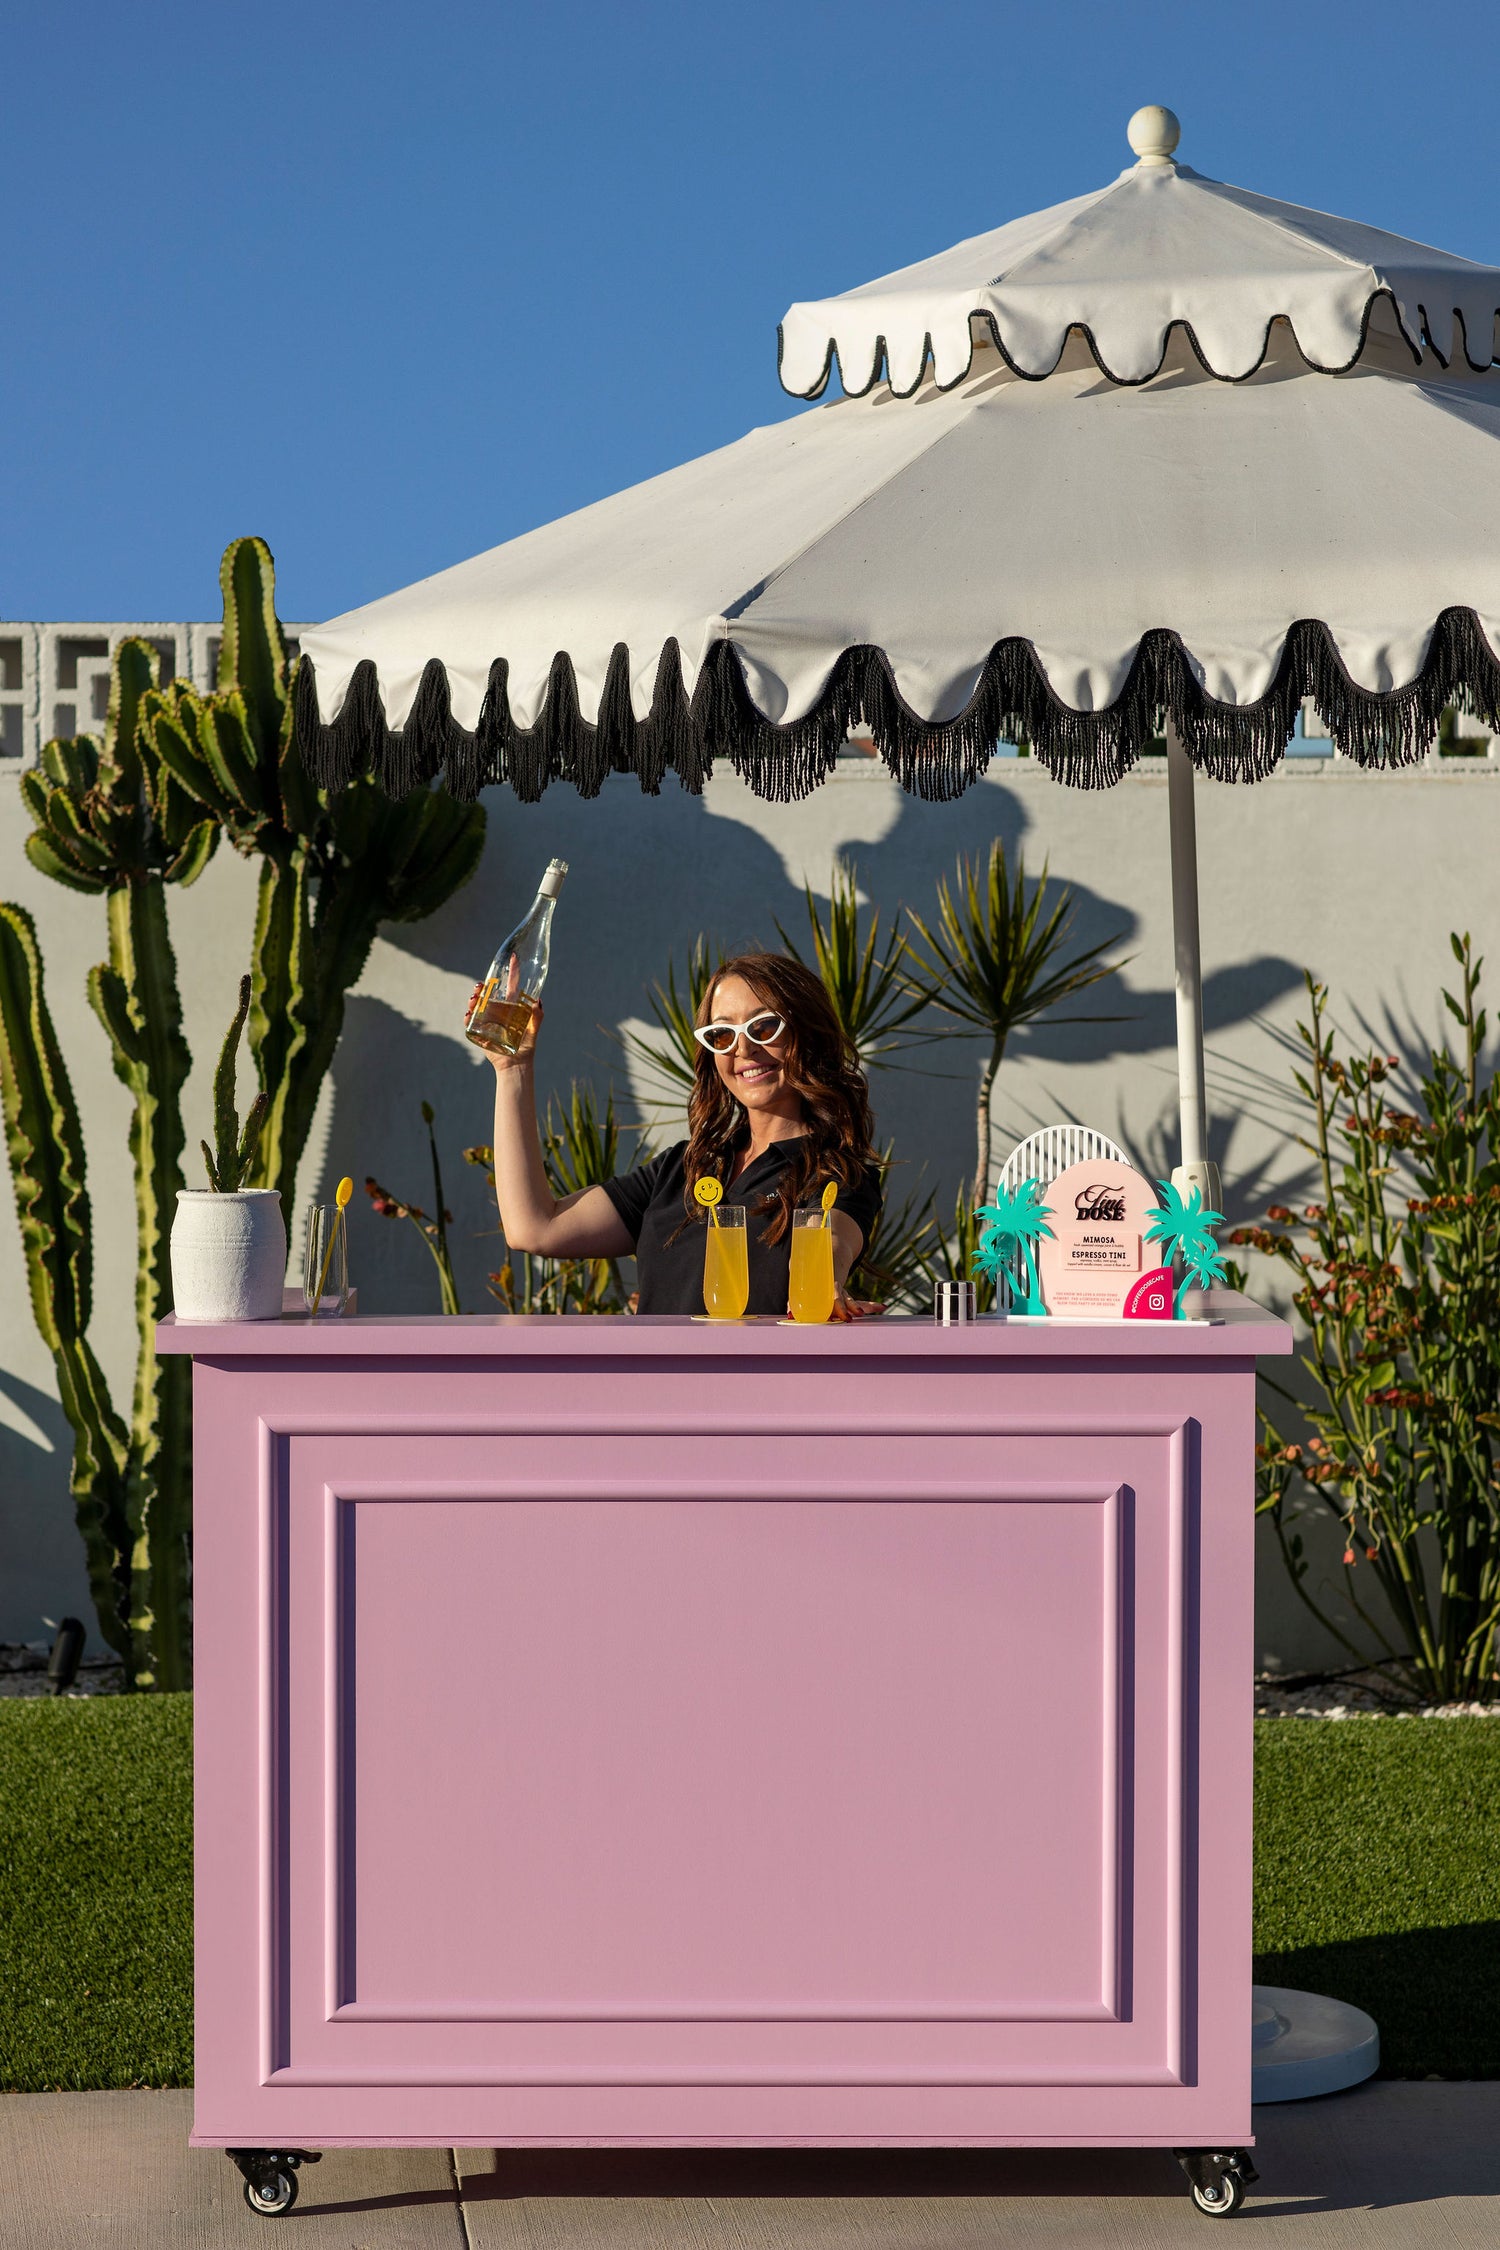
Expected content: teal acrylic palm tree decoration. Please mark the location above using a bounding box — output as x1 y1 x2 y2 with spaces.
973 1177 1055 1316
1144 1179 1228 1317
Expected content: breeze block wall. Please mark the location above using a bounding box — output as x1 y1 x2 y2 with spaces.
1 633 1497 1673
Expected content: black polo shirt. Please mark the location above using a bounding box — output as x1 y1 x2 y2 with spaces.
602 1138 883 1316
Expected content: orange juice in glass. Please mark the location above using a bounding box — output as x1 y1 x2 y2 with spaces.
702 1206 749 1320
788 1208 836 1323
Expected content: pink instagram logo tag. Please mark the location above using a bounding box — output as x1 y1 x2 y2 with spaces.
1124 1266 1175 1320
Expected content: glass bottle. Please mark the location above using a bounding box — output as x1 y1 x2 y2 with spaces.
465 859 568 1057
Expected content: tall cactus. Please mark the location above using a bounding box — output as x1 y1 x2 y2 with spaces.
3 539 485 1685
0 905 133 1665
86 878 193 1687
8 639 205 1687
149 537 486 1210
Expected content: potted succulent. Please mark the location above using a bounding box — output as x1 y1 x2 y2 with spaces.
170 976 285 1322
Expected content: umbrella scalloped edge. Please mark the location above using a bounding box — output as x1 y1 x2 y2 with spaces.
776 290 1500 402
293 609 1500 806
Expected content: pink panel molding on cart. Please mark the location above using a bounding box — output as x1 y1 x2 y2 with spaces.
162 1305 1288 2150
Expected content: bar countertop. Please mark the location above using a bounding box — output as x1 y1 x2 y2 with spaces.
158 1289 1290 1360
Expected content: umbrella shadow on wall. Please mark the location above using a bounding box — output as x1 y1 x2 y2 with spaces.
324 798 813 1313
370 776 809 1072
853 777 1306 1066
853 782 1305 1198
361 767 1302 1227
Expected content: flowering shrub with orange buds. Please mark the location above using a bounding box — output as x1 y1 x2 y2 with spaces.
1230 934 1500 1704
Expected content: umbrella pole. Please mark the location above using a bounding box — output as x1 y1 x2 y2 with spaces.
1165 721 1223 1213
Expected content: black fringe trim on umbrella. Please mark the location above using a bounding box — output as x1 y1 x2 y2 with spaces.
293 608 1500 805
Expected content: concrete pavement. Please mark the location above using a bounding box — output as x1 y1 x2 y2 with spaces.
4 2082 1499 2248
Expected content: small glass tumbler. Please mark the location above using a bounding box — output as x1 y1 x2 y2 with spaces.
303 1202 350 1315
933 1279 976 1326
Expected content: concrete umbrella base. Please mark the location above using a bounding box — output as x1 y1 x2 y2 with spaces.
1252 1984 1380 2102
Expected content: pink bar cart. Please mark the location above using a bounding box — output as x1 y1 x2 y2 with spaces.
159 1296 1289 2219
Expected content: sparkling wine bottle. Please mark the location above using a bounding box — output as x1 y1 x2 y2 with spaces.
465 859 568 1057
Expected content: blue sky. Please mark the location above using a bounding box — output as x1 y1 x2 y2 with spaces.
6 0 1497 625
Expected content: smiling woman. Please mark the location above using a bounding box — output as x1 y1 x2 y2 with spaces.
485 952 883 1317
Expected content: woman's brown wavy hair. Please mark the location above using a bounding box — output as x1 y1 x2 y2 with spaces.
682 952 877 1246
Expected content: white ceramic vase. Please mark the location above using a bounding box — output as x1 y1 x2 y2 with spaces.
170 1189 286 1323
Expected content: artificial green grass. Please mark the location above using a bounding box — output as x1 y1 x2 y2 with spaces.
3 1698 1499 2088
0 1694 192 2090
1254 1717 1500 2077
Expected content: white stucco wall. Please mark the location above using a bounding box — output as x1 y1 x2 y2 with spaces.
2 741 1497 1674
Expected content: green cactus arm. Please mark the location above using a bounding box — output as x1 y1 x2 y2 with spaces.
147 750 209 859
0 904 97 1347
86 962 144 1068
251 789 486 1209
277 662 321 839
23 831 113 894
194 696 265 815
146 690 241 823
258 862 387 1208
37 785 117 864
329 788 486 926
382 795 487 922
246 854 317 1205
88 885 191 1320
201 1137 221 1192
217 536 288 765
164 819 218 888
18 771 52 827
95 640 159 801
0 903 134 1666
39 736 100 793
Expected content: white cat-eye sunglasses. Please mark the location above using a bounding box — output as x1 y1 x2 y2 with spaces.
692 1011 788 1054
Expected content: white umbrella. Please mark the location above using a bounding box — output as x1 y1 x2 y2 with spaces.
297 107 1500 1200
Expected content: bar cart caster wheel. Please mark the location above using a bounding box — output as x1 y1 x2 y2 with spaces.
227 2148 321 2217
1174 2148 1258 2217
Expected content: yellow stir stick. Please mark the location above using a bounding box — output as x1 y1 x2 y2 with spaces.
313 1175 354 1310
694 1176 723 1227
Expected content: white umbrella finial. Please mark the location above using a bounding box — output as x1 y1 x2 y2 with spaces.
1127 105 1180 165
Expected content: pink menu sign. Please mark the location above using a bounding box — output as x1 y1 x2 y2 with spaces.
1034 1158 1174 1321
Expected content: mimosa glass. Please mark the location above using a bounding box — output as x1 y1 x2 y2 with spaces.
788 1208 836 1323
702 1206 749 1320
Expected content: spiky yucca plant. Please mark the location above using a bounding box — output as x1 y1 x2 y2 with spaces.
775 861 928 1067
903 841 1129 1202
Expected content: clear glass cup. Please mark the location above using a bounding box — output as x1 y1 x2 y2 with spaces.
788 1208 836 1323
702 1206 749 1320
303 1202 350 1315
